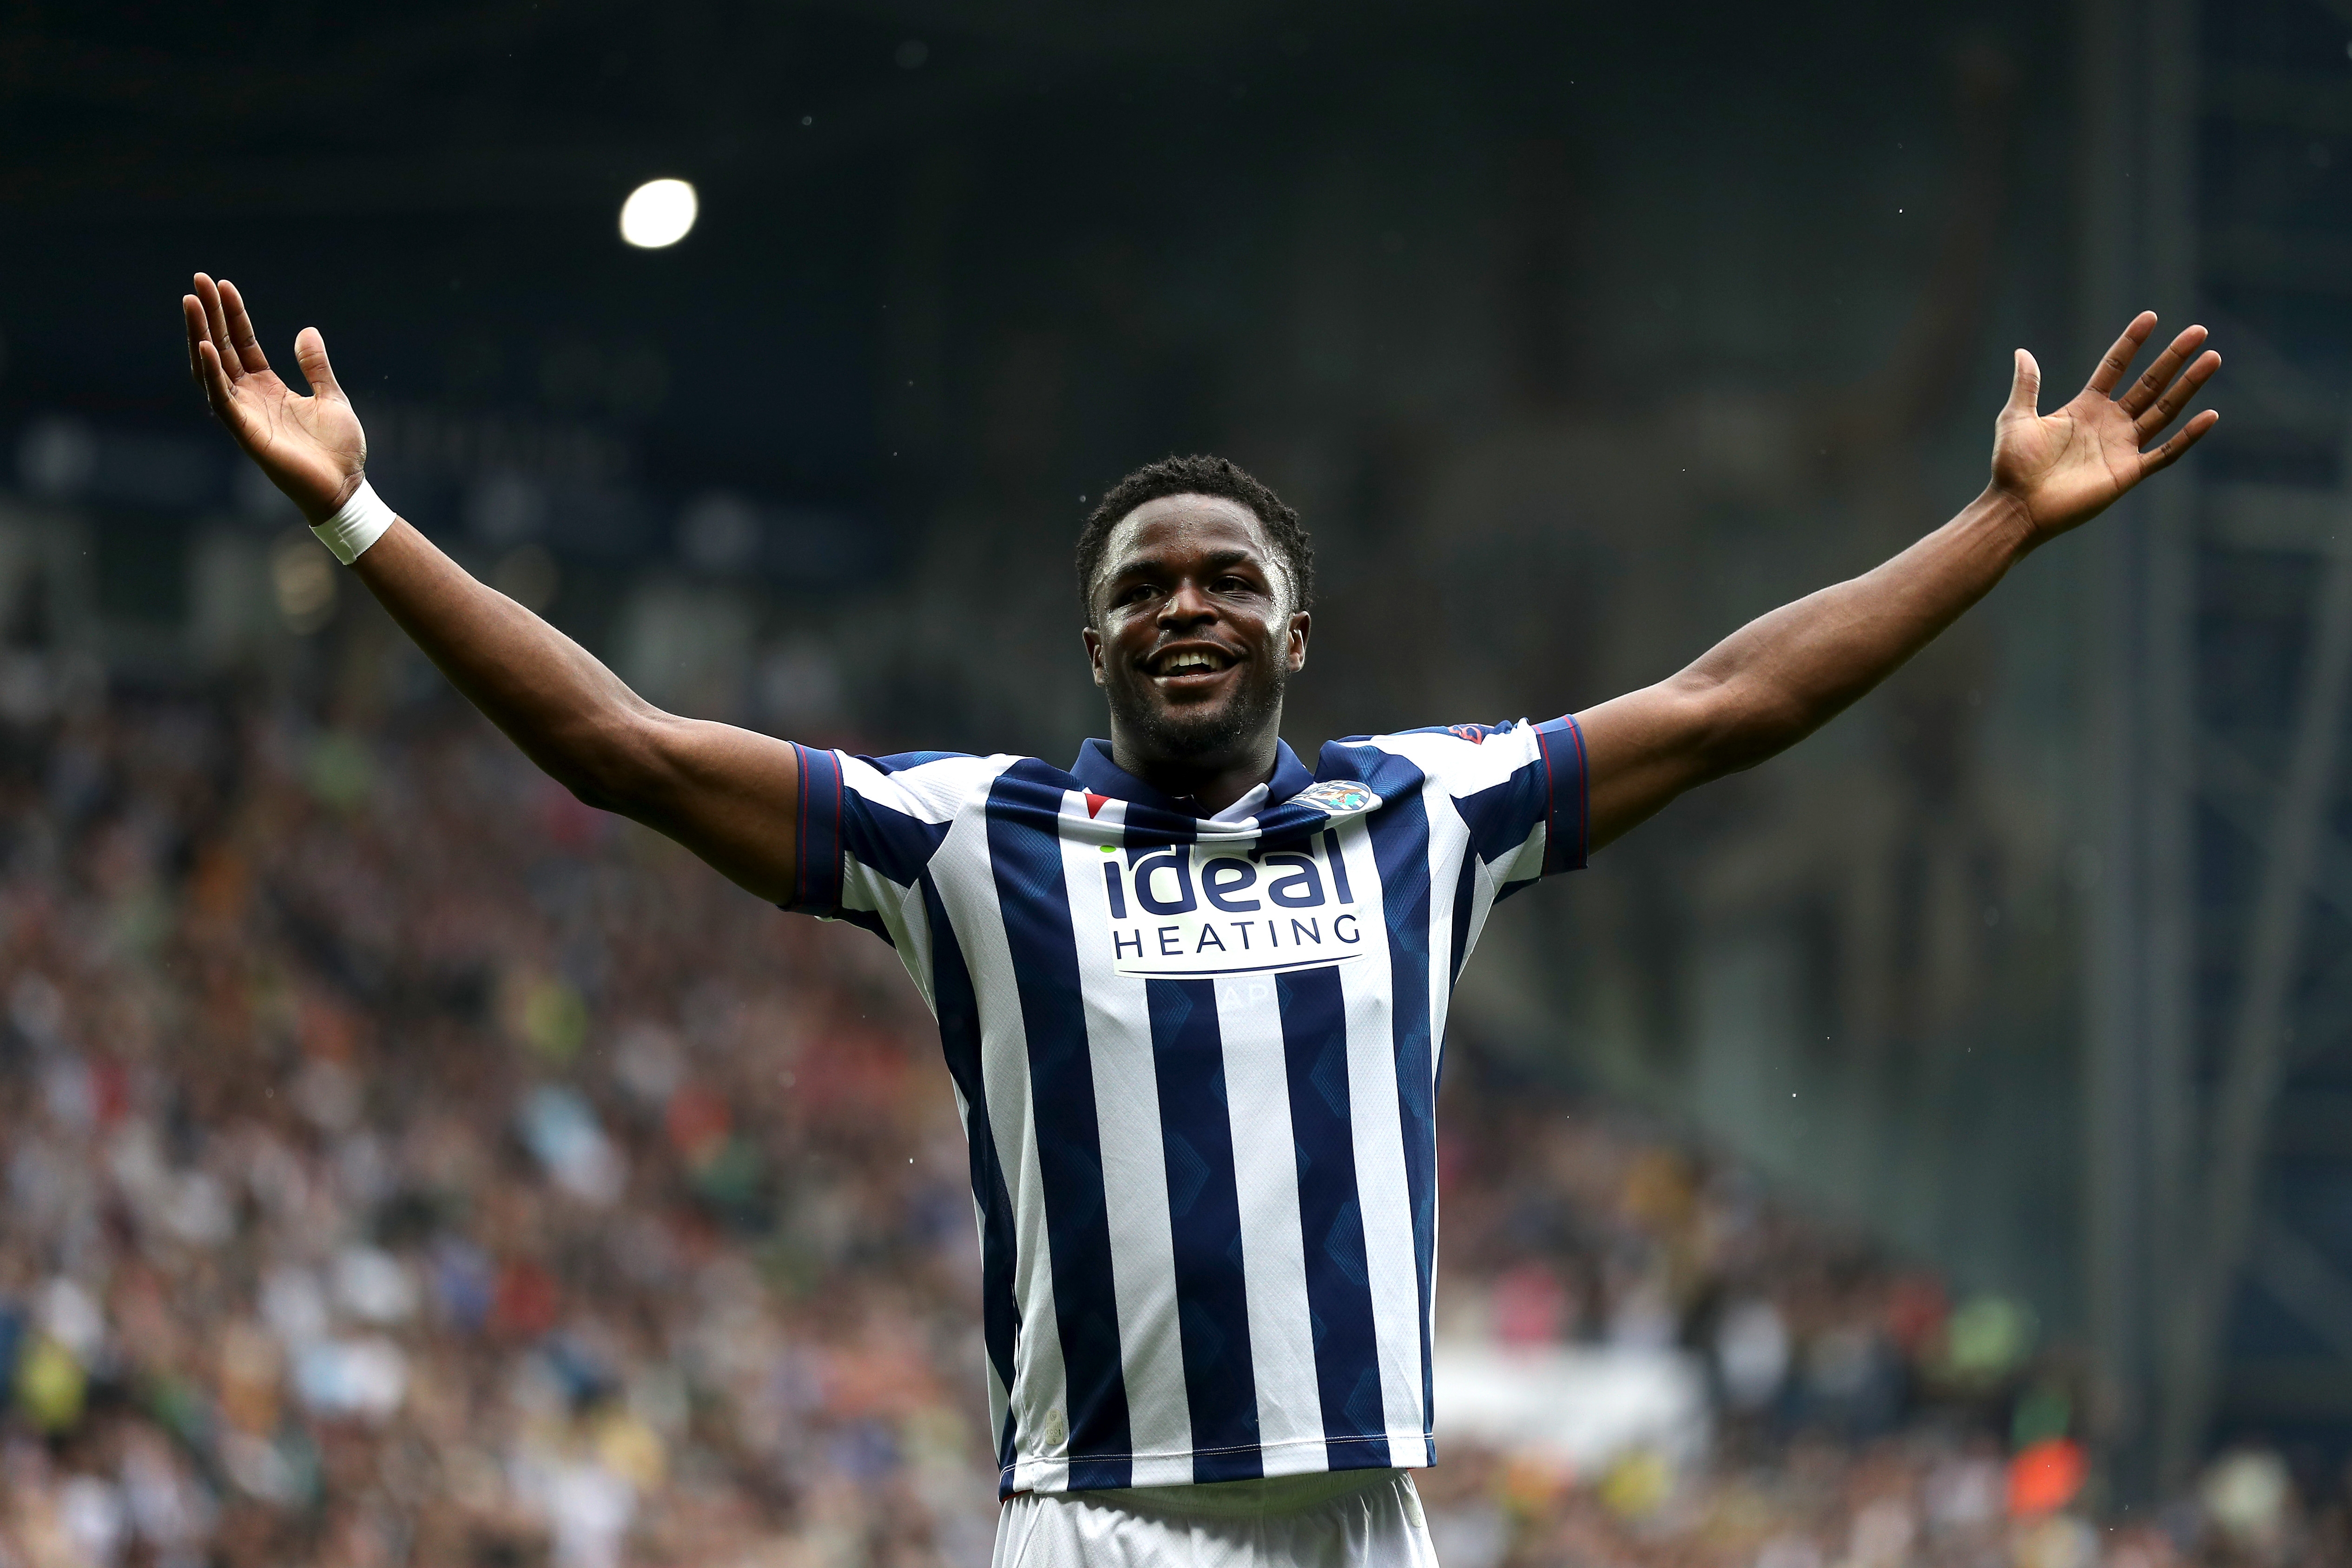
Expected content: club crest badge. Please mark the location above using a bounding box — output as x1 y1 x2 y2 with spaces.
1295 779 1382 817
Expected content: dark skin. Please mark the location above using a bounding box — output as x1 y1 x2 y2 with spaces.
1083 494 1311 812
182 273 2220 889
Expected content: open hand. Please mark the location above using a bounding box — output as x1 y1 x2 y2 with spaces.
1990 312 2220 542
183 274 366 523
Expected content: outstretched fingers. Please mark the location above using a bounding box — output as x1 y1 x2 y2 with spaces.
2086 310 2158 395
216 279 273 375
2118 324 2208 418
182 294 212 390
190 275 241 387
2140 408 2220 477
183 294 237 418
2136 348 2221 439
191 337 240 424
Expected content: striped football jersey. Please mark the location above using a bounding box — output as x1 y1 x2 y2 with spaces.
783 718 1588 1495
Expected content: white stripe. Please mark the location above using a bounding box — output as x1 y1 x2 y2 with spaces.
1463 818 1531 953
841 751 1018 820
944 787 1073 1494
1060 794 1196 1482
1422 799 1466 1069
953 1078 1015 1459
1353 724 1544 794
1414 797 1469 1445
1214 970 1325 1466
886 865 938 1011
1337 818 1429 1458
1496 819 1547 890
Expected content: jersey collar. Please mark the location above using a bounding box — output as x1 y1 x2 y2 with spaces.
1070 737 1315 819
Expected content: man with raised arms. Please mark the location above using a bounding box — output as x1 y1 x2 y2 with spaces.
181 274 2216 1567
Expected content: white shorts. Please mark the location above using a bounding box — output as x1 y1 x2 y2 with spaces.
991 1469 1440 1568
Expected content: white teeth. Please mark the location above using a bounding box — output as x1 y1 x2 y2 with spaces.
1161 652 1219 674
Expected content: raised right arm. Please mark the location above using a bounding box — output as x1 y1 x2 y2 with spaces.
184 274 805 905
1574 313 2219 852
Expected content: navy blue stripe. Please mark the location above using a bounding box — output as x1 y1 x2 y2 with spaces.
1447 757 1552 965
985 761 1133 1489
1193 1446 1275 1483
1145 978 1264 1481
831 907 896 947
1066 1457 1132 1491
839 793 953 888
921 876 1024 1493
1276 963 1384 1469
1348 747 1440 1445
1447 854 1478 987
866 749 975 773
1534 716 1590 873
785 745 844 914
1453 758 1550 867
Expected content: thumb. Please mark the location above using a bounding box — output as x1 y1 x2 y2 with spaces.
2003 348 2041 418
294 327 343 400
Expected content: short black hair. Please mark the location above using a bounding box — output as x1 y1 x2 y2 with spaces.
1075 455 1314 622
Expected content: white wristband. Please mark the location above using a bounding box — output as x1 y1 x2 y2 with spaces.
312 481 396 566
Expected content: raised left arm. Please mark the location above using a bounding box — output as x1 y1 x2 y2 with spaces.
1575 312 2219 851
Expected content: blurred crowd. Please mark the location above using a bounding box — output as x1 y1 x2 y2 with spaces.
0 676 2340 1568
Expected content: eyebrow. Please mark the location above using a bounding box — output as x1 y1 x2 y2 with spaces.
1094 535 1293 613
1107 547 1265 580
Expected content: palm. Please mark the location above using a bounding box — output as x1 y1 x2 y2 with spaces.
221 363 364 499
1990 313 2220 541
184 275 367 521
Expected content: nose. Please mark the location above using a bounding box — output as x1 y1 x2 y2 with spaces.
1158 578 1218 629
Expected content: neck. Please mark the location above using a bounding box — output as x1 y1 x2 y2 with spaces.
1109 721 1282 815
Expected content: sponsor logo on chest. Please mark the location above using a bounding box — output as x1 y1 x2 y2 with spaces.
1094 824 1372 979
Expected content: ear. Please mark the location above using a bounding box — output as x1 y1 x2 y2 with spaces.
1286 610 1310 673
1082 625 1107 687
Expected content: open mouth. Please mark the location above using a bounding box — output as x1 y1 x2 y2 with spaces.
1146 645 1239 683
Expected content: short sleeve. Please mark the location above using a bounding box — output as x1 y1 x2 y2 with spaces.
784 746 988 941
1340 716 1586 897
1438 716 1586 891
1529 715 1589 877
786 744 848 915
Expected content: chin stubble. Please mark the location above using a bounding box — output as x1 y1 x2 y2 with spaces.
1134 662 1287 761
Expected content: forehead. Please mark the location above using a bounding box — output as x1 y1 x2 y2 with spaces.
1099 493 1277 575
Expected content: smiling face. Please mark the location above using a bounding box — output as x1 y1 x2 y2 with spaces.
1082 493 1310 779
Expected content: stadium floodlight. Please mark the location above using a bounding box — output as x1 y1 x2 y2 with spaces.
619 179 698 249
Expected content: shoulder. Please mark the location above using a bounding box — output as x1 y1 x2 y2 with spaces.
1321 721 1549 790
831 749 1031 819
